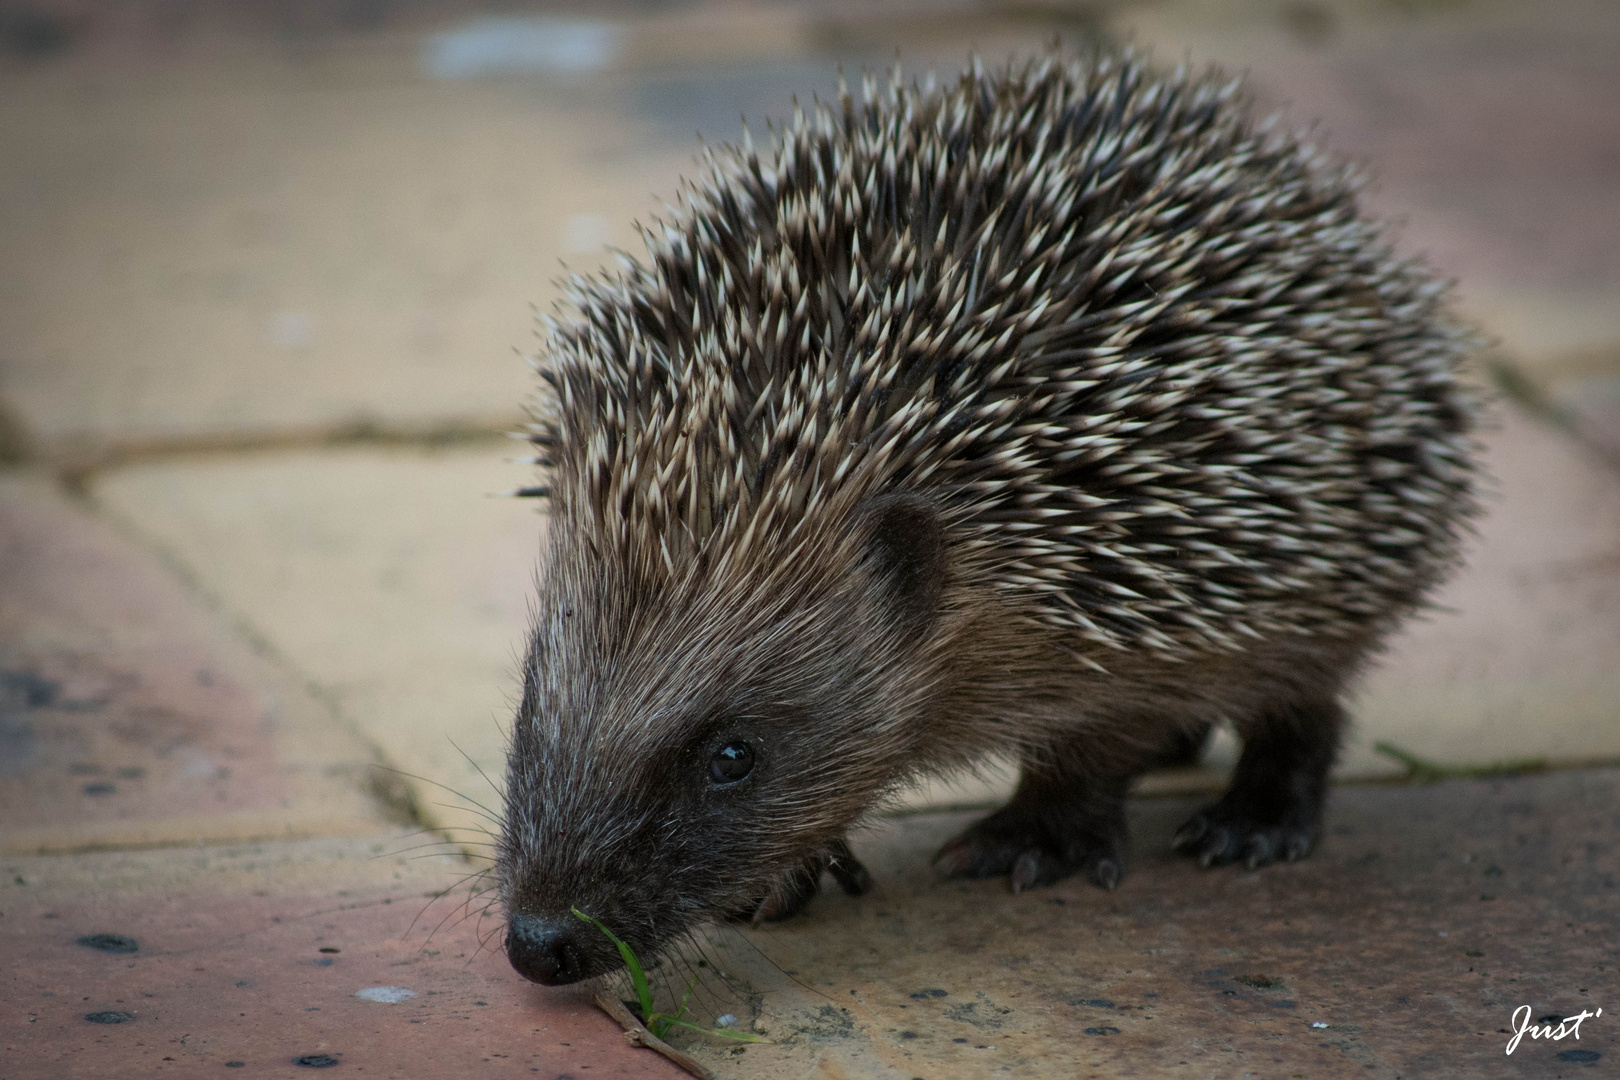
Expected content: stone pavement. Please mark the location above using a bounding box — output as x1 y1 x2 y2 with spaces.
4 770 1615 1078
2 1 1618 1077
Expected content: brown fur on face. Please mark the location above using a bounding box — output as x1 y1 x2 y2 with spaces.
496 51 1479 985
499 494 951 980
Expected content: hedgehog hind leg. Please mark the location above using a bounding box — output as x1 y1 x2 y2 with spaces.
1152 720 1214 769
1172 696 1346 870
934 769 1132 893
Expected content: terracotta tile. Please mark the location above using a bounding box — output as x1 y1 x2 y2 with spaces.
0 472 388 853
0 836 681 1079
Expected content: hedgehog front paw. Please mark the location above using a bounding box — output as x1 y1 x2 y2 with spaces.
1171 802 1316 870
741 839 874 924
934 804 1126 893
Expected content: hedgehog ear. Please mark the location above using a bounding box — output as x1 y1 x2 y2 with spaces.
856 493 945 638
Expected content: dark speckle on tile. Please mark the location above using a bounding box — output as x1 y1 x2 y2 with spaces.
84 1011 134 1024
76 934 138 953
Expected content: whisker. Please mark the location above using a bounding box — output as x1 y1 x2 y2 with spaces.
371 763 503 825
449 738 507 805
405 865 494 942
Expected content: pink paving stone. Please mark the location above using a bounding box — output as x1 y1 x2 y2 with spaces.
0 838 683 1079
1153 3 1620 302
0 473 386 853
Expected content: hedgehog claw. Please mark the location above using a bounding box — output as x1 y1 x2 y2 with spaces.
1170 816 1208 851
1175 804 1316 871
826 839 873 897
742 841 873 923
750 866 819 924
936 799 1128 893
1010 850 1059 893
931 838 981 879
1088 857 1121 892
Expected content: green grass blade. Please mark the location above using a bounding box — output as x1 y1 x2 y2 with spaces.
671 971 700 1025
570 908 764 1045
663 1018 768 1042
1374 741 1547 783
571 908 652 1018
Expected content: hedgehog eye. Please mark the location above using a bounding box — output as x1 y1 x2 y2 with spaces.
710 741 755 785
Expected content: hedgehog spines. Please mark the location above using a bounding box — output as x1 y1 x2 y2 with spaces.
523 50 1479 661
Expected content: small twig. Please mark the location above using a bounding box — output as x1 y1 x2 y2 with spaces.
593 992 715 1080
1373 741 1546 784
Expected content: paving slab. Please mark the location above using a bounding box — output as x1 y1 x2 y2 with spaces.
663 767 1620 1079
6 769 1610 1078
0 834 682 1079
1538 350 1620 467
0 471 389 855
87 444 543 847
1341 404 1620 778
0 33 686 452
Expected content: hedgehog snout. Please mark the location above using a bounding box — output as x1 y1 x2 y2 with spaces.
505 911 601 985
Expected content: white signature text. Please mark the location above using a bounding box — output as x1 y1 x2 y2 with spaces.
1505 1005 1601 1055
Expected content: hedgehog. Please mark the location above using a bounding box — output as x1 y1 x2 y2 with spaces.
496 51 1478 986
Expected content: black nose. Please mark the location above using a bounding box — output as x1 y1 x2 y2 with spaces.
505 913 588 985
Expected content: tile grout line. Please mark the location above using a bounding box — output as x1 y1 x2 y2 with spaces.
46 416 528 496
67 479 460 854
881 757 1620 818
1481 351 1620 474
